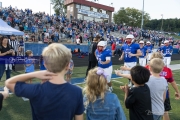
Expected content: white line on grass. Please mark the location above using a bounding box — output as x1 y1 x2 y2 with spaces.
177 84 180 86
112 80 123 84
74 81 85 85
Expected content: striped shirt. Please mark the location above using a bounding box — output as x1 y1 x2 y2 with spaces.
8 39 19 52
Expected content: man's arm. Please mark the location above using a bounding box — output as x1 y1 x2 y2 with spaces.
119 52 124 60
135 49 142 57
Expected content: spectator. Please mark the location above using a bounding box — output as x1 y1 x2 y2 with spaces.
5 43 84 120
0 87 9 111
84 67 126 120
0 36 15 81
115 66 153 120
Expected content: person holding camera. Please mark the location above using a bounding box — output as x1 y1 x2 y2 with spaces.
0 36 15 81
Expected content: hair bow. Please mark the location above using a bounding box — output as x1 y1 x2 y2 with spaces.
96 68 108 79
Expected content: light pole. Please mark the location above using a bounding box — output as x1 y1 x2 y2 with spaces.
161 14 164 31
141 0 144 30
50 3 51 16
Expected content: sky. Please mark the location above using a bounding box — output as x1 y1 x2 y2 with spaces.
0 0 179 19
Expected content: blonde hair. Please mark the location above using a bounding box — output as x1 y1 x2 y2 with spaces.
149 58 164 73
150 52 163 60
25 50 32 56
42 43 72 73
83 68 107 106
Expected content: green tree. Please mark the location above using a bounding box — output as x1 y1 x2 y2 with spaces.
144 18 180 32
113 7 150 27
51 0 66 15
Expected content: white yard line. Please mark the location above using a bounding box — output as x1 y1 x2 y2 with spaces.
112 80 123 84
74 81 85 85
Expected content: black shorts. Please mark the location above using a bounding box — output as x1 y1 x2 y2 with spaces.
164 98 171 111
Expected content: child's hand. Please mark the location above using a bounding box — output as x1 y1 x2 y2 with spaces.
175 92 180 100
34 71 57 80
2 87 9 99
120 86 125 92
120 66 128 71
114 69 122 76
120 84 129 93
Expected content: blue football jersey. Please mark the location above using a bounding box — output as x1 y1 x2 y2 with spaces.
161 45 173 57
121 43 140 62
139 46 147 58
95 49 112 68
145 45 153 53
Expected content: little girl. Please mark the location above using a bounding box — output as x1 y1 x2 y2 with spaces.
83 67 126 120
65 59 74 83
25 50 34 83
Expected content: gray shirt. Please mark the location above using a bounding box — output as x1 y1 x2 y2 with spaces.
146 75 168 115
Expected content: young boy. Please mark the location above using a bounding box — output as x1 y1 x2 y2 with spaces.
5 43 84 120
115 66 153 120
0 87 9 111
146 58 168 120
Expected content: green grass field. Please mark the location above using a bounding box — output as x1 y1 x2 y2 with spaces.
0 60 180 120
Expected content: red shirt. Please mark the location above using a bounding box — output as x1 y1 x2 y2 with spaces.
145 65 174 83
112 43 116 50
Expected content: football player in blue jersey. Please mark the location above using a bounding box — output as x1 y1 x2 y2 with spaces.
95 41 113 92
145 41 154 61
157 43 164 53
139 41 148 66
161 40 173 67
119 34 142 87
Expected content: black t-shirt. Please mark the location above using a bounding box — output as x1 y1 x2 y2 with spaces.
0 45 13 56
0 45 14 64
125 84 153 120
0 93 3 111
88 42 98 62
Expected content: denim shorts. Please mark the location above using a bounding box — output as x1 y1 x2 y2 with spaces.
153 114 162 120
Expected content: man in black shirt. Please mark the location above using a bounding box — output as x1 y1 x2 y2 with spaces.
85 37 99 79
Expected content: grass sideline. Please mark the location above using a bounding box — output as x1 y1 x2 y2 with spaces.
0 61 180 120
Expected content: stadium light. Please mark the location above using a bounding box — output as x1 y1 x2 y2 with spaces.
141 0 144 30
161 14 164 31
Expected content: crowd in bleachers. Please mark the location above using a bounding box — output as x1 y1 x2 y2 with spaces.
0 5 178 46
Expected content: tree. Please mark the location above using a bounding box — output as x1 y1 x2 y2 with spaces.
51 0 66 15
144 18 180 32
113 7 150 27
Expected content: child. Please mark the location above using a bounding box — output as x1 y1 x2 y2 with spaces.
84 67 126 120
115 66 153 120
5 43 84 119
0 87 9 111
18 37 24 56
25 50 34 84
118 52 180 120
146 58 168 120
65 59 74 83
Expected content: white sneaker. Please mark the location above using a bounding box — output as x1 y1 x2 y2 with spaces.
22 97 29 101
